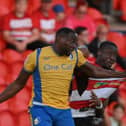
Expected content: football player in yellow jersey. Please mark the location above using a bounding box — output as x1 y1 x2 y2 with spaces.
0 28 126 126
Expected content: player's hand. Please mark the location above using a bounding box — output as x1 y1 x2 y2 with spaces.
89 90 102 108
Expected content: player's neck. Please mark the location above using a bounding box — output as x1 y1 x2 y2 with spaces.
52 44 64 56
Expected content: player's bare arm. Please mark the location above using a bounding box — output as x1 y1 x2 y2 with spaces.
80 62 126 78
0 68 31 103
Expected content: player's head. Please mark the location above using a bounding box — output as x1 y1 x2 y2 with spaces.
15 0 28 13
96 41 118 69
55 27 78 56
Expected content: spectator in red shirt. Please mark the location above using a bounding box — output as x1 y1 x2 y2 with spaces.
32 0 56 44
65 0 96 41
2 0 40 52
53 4 66 31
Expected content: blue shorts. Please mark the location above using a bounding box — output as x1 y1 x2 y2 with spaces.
29 105 75 126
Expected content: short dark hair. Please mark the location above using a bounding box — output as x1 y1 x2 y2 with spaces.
41 0 52 3
56 27 77 39
113 103 125 111
76 0 88 9
99 41 117 50
75 26 87 35
15 0 28 3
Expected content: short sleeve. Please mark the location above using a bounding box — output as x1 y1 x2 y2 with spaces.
77 49 87 67
23 50 37 73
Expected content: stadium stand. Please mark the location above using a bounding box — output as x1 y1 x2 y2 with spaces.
0 111 15 126
2 49 23 64
0 86 9 112
0 61 9 83
87 7 103 20
18 111 31 126
0 0 126 126
107 32 126 57
22 50 32 60
9 88 31 114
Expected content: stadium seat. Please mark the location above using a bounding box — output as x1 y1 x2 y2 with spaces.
22 50 32 61
0 101 9 112
108 32 126 57
0 7 10 17
120 0 126 21
2 49 23 64
26 76 33 90
9 88 31 114
0 77 6 85
17 111 31 126
95 18 109 27
114 63 125 72
52 0 66 7
0 86 9 112
5 73 14 85
105 101 118 117
113 0 120 10
0 40 6 52
0 0 14 16
11 61 23 75
28 0 41 13
118 91 126 107
5 61 24 84
0 61 10 85
124 35 126 41
0 52 3 60
0 61 9 78
87 7 103 20
119 90 126 100
0 111 15 126
6 61 23 84
5 61 23 84
119 81 126 92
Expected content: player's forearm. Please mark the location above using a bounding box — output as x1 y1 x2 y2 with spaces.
0 81 24 103
81 62 126 78
93 67 126 78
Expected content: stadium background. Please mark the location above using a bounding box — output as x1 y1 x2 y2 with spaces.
0 0 126 126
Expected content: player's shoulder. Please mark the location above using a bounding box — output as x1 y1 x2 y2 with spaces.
40 46 52 51
71 49 82 57
76 49 83 55
32 46 52 55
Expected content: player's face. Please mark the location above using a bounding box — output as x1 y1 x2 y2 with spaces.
58 34 78 56
97 48 117 69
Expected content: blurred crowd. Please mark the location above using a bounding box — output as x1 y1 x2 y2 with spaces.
0 0 126 126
